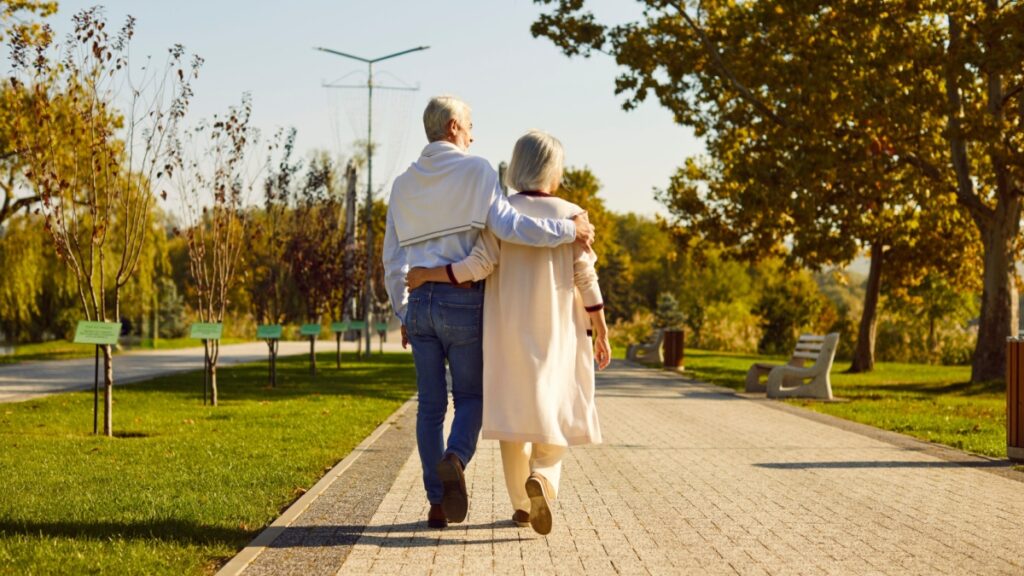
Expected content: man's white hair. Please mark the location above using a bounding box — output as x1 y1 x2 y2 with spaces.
505 130 564 193
423 96 471 142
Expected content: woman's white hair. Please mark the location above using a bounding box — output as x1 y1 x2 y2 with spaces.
504 130 564 193
423 96 471 142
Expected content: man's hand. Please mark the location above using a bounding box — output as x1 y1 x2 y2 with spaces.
401 325 409 349
572 211 595 248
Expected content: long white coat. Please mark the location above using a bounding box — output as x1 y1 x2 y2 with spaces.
451 192 603 446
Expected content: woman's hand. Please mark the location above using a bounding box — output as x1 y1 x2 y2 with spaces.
595 334 611 370
406 267 432 291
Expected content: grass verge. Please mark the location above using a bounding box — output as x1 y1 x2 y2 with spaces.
0 352 415 574
675 348 1004 458
0 338 250 365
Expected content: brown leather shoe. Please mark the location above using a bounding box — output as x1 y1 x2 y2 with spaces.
427 503 448 529
512 509 530 527
436 453 468 523
525 473 553 535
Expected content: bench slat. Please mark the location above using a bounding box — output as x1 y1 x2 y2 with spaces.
792 351 821 360
795 344 823 352
797 335 826 342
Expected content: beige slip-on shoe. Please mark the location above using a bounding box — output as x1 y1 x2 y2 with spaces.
525 473 553 535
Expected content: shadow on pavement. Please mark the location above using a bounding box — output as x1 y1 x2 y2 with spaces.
264 521 525 549
754 460 1012 470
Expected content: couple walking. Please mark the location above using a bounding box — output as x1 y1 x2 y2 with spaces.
382 96 611 535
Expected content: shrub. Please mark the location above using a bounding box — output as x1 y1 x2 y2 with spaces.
608 310 654 349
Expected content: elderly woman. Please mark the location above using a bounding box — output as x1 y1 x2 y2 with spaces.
407 130 610 535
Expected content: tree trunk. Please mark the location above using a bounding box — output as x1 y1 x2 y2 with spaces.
928 316 936 356
943 8 1021 382
209 363 218 406
152 290 159 347
848 245 884 373
972 221 1017 382
102 344 113 437
209 340 219 406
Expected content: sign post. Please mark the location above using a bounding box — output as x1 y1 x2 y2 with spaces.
330 322 349 369
190 323 223 404
73 321 120 434
257 325 283 387
300 324 322 376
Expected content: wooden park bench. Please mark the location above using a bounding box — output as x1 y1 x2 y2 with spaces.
745 333 840 400
627 329 664 364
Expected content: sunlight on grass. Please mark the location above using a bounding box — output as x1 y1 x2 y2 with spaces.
0 352 415 574
678 349 1005 458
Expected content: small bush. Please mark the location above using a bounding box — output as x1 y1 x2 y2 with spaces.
699 300 759 353
608 310 654 349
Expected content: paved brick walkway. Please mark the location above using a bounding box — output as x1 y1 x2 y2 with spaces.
222 361 1024 575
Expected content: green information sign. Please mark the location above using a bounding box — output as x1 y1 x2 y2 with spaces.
189 322 223 340
348 321 367 330
330 321 350 333
73 321 121 345
300 324 321 337
374 322 389 332
256 324 283 339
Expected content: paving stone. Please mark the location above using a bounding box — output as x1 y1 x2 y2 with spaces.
227 361 1024 575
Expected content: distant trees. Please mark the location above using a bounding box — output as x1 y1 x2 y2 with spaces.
531 0 1015 380
286 152 348 326
170 97 263 405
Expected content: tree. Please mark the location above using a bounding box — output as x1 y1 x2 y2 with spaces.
9 8 198 435
0 82 40 224
557 166 638 321
0 1 56 46
171 96 260 405
532 0 1014 381
285 151 349 373
754 266 827 356
654 292 684 331
248 128 301 328
0 1 58 224
675 247 753 348
287 152 346 322
0 212 45 338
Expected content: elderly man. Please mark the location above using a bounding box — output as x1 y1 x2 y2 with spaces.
383 96 593 529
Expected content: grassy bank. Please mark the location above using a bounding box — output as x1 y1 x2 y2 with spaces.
0 338 250 365
673 348 1003 458
0 352 415 574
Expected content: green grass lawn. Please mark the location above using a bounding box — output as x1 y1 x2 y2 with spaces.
0 352 415 575
0 338 250 364
674 348 1005 458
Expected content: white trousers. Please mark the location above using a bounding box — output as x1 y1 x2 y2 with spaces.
499 441 567 512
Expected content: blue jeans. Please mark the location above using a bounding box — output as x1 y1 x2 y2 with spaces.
405 281 484 504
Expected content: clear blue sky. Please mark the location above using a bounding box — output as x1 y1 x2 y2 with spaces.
45 1 702 217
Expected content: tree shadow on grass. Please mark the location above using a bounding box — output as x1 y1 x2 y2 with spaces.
837 378 1002 398
0 518 250 547
682 365 747 391
131 353 417 405
754 460 1012 470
